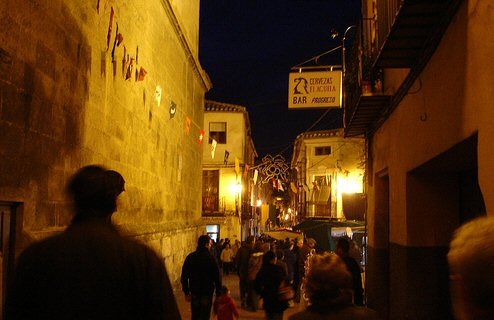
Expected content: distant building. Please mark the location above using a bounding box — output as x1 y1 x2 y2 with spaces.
291 129 365 220
202 100 258 242
343 0 491 319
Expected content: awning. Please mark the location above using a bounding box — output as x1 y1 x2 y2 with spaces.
264 230 303 241
293 218 365 251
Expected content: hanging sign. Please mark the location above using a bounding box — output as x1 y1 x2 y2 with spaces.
288 68 342 109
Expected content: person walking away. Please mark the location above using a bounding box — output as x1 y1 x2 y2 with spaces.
255 251 289 320
5 165 181 320
246 243 264 311
336 237 364 306
231 240 240 272
289 252 379 320
235 235 254 308
221 243 234 275
448 216 494 320
181 235 222 320
294 238 316 303
213 285 239 320
284 240 297 285
275 249 289 279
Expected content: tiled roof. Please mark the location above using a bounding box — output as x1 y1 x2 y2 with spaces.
205 100 246 113
296 129 343 140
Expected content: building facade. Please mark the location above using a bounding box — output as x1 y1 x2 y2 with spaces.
291 129 365 220
344 0 492 319
0 0 211 307
202 100 257 242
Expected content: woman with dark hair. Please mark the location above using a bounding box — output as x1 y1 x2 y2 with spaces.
255 250 289 320
289 252 379 320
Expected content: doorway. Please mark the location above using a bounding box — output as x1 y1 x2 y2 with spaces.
0 201 21 318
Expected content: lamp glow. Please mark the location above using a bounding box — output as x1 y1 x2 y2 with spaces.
337 176 363 194
231 183 242 195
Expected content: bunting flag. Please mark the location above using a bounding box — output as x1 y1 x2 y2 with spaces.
169 101 177 118
198 130 205 144
211 139 217 159
272 179 277 189
185 117 191 135
243 164 250 178
224 150 230 165
155 85 162 106
278 179 284 191
253 169 258 185
235 157 240 175
290 182 298 194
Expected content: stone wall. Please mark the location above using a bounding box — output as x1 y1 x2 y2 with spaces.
0 0 210 287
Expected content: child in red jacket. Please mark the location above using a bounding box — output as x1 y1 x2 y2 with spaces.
213 285 239 320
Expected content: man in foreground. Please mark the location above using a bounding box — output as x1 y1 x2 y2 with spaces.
6 165 180 319
181 235 222 320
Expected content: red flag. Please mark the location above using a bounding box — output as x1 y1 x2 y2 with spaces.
185 117 191 135
198 130 205 144
243 164 250 178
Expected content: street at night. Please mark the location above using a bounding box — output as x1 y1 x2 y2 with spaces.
1 0 494 319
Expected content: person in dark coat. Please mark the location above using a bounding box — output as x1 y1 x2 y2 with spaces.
181 234 222 320
255 251 289 320
336 237 364 306
284 240 297 284
289 252 378 320
5 165 181 320
235 235 254 307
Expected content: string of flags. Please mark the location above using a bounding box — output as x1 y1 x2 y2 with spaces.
99 4 292 192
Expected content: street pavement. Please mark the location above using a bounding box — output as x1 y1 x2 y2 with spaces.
176 273 304 319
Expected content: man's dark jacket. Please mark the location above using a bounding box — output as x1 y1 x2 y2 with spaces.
181 247 221 296
5 217 181 320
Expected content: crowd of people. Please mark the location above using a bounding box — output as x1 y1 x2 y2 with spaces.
4 165 494 320
181 232 368 320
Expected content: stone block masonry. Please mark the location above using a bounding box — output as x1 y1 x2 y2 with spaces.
0 0 211 287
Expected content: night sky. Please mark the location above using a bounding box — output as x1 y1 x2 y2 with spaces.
199 0 362 160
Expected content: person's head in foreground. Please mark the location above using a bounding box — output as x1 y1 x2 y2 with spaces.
304 252 353 311
197 235 212 251
448 216 494 320
67 165 125 221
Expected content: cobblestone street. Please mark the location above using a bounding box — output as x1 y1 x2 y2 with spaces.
177 274 304 319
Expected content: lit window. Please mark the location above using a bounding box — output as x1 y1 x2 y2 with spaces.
209 122 227 144
315 146 332 156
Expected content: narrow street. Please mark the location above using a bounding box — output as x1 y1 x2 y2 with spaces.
176 274 304 320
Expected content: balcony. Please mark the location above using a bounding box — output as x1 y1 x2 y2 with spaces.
375 0 462 68
344 22 391 137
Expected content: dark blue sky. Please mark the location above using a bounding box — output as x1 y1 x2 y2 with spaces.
199 0 361 159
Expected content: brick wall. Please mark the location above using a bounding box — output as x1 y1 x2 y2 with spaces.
0 0 210 286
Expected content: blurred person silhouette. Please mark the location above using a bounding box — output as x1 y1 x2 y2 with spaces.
448 216 494 320
255 250 289 320
5 165 181 319
181 234 222 320
336 237 364 306
235 235 254 308
289 252 379 320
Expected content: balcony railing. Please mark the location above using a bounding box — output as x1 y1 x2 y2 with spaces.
343 20 389 137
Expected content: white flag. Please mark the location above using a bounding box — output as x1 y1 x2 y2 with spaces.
253 169 258 185
211 139 217 159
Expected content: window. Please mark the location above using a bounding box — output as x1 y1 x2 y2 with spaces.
209 122 227 144
202 170 219 212
315 146 332 156
206 224 220 242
